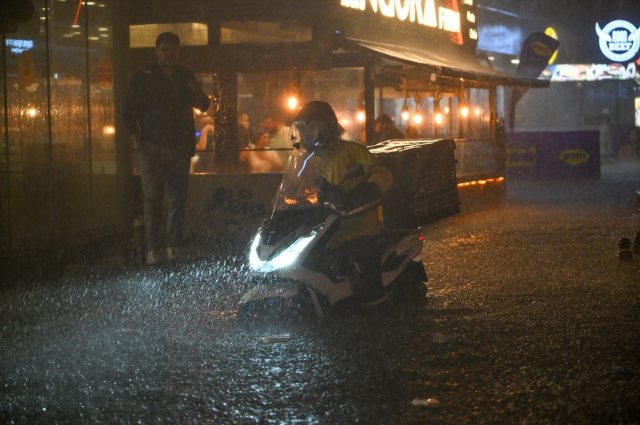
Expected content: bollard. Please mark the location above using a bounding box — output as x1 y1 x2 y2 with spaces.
618 238 633 261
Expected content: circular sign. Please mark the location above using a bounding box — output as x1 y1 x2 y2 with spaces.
544 27 559 64
596 20 640 62
98 56 113 89
17 50 38 90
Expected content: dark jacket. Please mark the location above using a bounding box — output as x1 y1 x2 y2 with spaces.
124 62 210 157
372 126 405 144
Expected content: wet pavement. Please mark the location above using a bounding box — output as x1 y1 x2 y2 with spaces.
1 162 640 424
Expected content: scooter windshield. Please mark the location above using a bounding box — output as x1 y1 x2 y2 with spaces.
272 126 328 213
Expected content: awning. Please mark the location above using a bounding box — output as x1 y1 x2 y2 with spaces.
347 37 550 88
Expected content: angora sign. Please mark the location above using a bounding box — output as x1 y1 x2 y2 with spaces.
596 20 640 62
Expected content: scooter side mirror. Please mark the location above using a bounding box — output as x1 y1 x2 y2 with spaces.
343 163 365 181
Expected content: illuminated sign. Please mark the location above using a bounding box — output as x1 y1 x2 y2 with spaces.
596 20 640 62
541 63 638 82
559 150 589 167
5 39 34 54
544 27 558 64
341 0 464 34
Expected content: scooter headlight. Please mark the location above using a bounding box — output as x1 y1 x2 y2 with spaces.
249 228 319 273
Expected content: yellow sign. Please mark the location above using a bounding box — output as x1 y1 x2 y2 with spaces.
98 56 113 89
531 41 553 57
544 27 559 64
559 149 589 166
17 50 38 91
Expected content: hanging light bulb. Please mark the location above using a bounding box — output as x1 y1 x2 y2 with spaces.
444 106 450 114
287 96 298 110
434 108 443 125
413 112 423 125
475 107 481 116
356 110 366 122
459 87 469 118
401 103 410 121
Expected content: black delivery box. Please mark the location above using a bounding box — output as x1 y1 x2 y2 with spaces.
369 139 459 230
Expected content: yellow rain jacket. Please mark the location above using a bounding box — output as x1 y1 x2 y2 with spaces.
323 139 393 249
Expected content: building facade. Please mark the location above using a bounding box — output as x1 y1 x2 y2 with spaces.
1 0 546 255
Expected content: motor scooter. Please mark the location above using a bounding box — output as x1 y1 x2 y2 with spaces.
238 140 428 319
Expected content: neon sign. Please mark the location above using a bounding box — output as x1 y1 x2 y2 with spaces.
595 20 640 62
5 39 34 54
341 0 462 34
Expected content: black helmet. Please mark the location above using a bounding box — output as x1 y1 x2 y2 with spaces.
294 101 340 140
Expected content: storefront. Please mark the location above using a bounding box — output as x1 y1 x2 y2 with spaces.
0 0 549 254
1 0 123 253
476 5 640 157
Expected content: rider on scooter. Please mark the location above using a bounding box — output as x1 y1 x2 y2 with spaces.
292 101 393 302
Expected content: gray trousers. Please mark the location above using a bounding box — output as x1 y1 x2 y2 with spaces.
138 143 191 252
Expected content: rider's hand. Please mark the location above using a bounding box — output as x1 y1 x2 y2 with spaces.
330 182 381 211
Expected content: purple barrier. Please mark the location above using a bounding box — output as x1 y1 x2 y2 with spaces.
506 131 600 179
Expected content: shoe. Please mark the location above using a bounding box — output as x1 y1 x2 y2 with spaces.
166 247 176 262
147 250 159 265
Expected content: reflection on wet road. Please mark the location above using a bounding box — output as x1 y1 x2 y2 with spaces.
1 165 639 423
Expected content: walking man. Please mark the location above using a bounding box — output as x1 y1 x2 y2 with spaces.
124 32 210 264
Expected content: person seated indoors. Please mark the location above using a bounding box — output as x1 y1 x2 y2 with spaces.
239 129 283 173
372 113 405 144
191 116 215 173
619 127 639 161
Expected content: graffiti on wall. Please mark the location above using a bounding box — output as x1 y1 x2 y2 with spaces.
206 187 269 220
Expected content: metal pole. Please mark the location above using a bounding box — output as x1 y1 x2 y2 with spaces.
111 0 134 229
364 60 375 145
2 32 11 244
83 0 94 218
434 98 438 139
448 96 453 138
44 0 55 234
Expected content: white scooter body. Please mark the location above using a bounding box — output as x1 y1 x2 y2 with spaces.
238 136 426 316
239 204 425 313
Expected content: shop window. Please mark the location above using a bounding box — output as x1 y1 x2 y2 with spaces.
129 23 208 48
221 22 311 44
1 0 119 242
2 3 52 238
233 68 365 174
190 75 214 174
